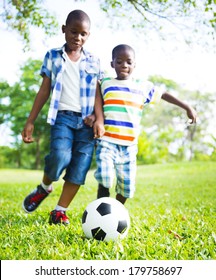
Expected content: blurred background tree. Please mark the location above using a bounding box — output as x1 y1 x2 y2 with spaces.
1 0 58 50
0 0 215 169
1 0 215 50
0 59 50 169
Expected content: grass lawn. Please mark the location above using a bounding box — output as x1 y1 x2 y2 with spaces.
0 161 216 260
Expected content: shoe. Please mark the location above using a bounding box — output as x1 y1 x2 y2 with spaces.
49 210 70 225
22 185 52 213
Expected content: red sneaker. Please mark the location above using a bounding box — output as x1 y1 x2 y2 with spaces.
49 210 70 225
22 185 52 213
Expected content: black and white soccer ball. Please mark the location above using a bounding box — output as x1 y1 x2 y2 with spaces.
82 197 130 241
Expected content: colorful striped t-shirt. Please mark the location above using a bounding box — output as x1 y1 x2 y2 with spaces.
100 77 161 146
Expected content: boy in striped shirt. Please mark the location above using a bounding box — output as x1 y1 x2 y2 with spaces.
95 44 197 204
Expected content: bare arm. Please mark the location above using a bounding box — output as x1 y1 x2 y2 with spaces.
93 81 105 138
21 75 51 143
161 92 197 124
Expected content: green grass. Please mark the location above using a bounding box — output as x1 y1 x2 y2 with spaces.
0 161 216 260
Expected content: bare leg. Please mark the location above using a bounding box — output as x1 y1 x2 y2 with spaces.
116 193 127 205
57 181 80 208
42 173 53 185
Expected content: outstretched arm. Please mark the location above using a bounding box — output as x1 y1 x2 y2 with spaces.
161 92 197 124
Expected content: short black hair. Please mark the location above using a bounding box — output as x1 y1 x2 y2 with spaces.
66 10 91 27
112 44 135 60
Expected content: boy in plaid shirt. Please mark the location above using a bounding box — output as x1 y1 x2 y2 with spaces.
22 10 104 224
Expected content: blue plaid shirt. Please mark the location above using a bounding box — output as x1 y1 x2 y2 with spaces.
40 44 104 125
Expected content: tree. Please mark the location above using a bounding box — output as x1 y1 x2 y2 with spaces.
0 81 10 123
1 0 58 50
1 1 215 49
97 0 216 45
0 59 50 169
138 76 216 162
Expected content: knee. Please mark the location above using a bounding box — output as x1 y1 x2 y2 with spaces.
46 149 71 167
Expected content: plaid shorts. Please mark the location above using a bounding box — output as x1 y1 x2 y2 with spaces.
94 140 138 198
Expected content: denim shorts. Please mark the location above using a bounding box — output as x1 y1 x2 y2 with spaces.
94 140 138 198
44 111 95 185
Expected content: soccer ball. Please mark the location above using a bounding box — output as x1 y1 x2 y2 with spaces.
82 197 130 241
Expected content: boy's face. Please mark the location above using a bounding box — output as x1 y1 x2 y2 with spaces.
111 49 136 80
62 19 90 52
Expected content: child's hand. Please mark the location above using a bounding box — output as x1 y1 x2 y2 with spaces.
84 114 96 127
186 107 197 124
93 120 105 138
21 122 34 143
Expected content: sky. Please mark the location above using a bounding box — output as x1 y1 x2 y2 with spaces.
0 0 215 145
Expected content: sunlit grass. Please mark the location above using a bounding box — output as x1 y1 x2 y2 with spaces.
0 161 215 260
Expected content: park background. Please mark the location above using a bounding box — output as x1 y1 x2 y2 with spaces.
0 0 216 167
0 0 216 263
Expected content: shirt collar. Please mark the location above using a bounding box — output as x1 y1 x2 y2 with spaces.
60 44 89 55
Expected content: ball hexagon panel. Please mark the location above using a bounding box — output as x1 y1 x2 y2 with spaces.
117 220 128 233
96 202 111 216
91 227 106 241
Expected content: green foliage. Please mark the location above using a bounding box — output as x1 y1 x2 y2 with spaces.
0 162 215 260
138 76 216 163
1 64 215 168
194 134 216 162
0 59 50 169
1 0 215 49
1 0 58 50
148 75 180 91
0 81 11 123
137 126 186 164
0 146 17 168
97 0 216 44
137 131 157 164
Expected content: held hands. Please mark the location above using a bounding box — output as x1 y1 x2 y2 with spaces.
84 114 96 127
84 114 105 138
21 122 34 143
93 120 105 139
